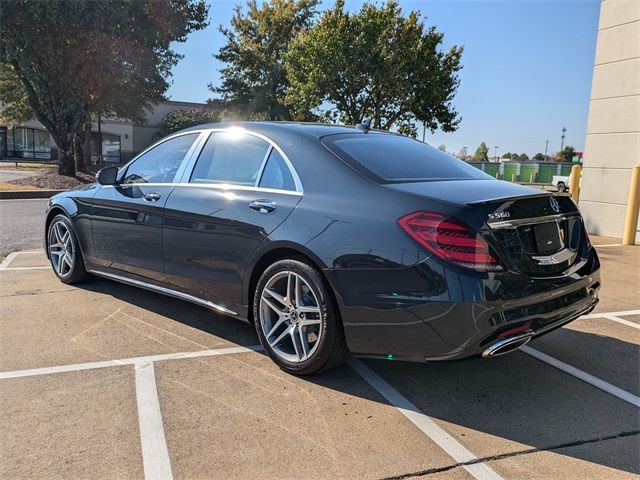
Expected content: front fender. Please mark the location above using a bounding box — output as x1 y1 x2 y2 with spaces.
45 185 99 263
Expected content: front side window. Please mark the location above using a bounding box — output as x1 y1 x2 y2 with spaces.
258 149 296 191
122 133 198 184
190 131 270 185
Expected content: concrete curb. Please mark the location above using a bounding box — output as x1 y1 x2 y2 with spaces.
0 189 63 200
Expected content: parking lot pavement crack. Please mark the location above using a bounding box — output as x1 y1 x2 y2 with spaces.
1 288 79 298
379 430 640 480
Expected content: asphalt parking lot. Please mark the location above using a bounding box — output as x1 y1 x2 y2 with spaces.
0 238 638 480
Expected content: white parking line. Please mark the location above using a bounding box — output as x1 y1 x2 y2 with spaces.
2 266 50 271
581 309 640 319
602 314 640 331
0 345 262 380
0 250 48 271
135 362 173 480
0 252 20 270
349 358 504 480
522 346 640 408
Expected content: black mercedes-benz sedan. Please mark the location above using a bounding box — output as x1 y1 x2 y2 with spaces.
45 122 600 374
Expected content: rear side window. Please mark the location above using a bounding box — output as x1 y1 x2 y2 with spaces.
190 131 270 185
323 134 493 183
259 149 296 191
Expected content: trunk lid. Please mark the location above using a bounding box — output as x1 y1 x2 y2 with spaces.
387 179 585 275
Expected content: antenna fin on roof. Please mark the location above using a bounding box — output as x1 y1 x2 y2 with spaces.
356 118 371 133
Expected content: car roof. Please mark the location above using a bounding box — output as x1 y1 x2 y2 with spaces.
180 121 392 139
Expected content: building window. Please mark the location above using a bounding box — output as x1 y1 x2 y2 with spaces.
90 132 121 164
0 126 53 160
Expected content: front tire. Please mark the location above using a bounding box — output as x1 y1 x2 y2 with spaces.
253 258 349 375
557 182 566 193
47 214 89 284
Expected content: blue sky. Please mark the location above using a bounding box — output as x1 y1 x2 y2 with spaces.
166 0 601 156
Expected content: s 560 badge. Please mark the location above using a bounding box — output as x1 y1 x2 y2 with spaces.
488 211 511 220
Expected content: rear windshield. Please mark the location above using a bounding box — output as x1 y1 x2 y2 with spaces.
323 133 493 183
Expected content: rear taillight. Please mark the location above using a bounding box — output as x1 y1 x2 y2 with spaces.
398 211 503 272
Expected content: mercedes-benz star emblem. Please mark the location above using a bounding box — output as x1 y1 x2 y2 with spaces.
549 197 560 213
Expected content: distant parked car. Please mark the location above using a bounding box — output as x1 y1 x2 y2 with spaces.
552 174 570 192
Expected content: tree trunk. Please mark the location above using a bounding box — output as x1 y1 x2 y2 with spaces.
73 115 91 172
83 116 92 168
51 132 76 176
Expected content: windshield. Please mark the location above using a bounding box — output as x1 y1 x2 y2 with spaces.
323 133 494 183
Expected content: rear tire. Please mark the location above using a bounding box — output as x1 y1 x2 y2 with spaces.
557 182 566 193
253 258 349 375
47 214 89 284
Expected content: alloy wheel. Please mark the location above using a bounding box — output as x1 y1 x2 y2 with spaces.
259 271 323 364
48 220 75 278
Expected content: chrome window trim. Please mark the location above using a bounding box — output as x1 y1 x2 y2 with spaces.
87 268 239 317
118 129 208 184
101 181 303 196
487 213 580 229
178 128 304 193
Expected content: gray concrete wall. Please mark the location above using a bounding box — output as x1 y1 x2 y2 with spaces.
580 0 640 241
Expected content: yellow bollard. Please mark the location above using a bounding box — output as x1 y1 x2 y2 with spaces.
622 165 640 246
570 165 581 203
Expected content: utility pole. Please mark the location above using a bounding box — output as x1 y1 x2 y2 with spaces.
560 127 566 152
544 139 549 161
422 121 426 143
494 146 499 161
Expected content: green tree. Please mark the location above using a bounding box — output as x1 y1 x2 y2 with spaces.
533 152 545 161
285 0 463 134
501 152 512 159
213 0 318 121
0 0 208 175
516 153 530 162
473 142 489 161
159 108 223 137
555 146 576 162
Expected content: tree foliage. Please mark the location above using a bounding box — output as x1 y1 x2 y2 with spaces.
213 0 318 121
0 0 208 175
533 152 545 161
473 142 489 161
159 108 222 136
555 146 576 162
285 0 463 135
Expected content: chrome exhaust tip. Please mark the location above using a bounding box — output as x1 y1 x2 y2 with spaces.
482 333 533 358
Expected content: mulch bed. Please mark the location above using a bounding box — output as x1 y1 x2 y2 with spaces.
8 171 95 190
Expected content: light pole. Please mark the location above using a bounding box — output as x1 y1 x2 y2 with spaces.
560 127 566 152
545 139 549 161
494 146 499 161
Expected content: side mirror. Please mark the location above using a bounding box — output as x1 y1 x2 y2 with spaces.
96 166 119 186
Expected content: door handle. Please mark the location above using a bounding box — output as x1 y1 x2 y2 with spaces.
143 191 162 202
249 199 277 213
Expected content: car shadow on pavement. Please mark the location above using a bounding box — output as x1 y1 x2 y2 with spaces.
80 278 260 348
77 279 639 475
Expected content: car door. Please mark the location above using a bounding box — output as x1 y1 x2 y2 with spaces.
91 131 202 280
163 130 302 305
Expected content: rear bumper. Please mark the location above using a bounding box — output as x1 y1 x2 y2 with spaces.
324 248 600 361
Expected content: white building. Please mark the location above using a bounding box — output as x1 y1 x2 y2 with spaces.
580 0 640 241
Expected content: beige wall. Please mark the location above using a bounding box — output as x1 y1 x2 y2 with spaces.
580 0 640 241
